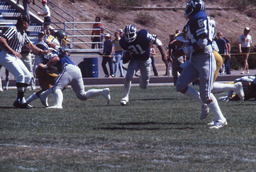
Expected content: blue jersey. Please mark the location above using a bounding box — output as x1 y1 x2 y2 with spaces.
57 53 75 72
119 29 157 61
186 11 211 46
216 38 227 54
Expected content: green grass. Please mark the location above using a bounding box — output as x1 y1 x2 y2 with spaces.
0 86 256 171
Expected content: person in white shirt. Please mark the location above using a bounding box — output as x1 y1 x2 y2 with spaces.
238 27 252 74
38 0 51 35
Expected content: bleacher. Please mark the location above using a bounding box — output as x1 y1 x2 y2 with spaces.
0 0 43 43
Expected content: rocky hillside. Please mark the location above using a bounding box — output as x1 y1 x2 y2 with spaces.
51 0 256 73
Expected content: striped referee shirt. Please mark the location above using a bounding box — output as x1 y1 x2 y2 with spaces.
2 27 31 53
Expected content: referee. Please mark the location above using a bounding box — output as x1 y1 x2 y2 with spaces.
0 15 47 108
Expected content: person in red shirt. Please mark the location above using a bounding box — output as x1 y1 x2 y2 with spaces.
91 16 104 49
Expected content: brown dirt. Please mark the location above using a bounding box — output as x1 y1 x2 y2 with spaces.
51 0 256 75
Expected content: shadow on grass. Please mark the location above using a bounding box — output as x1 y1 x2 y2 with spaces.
93 121 205 130
0 106 15 109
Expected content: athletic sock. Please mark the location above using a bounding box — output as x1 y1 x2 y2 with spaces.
54 89 63 107
123 79 131 99
184 86 203 104
85 89 104 99
26 92 39 104
212 82 236 93
207 94 226 122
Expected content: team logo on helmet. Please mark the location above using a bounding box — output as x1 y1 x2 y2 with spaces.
184 0 205 18
124 25 137 43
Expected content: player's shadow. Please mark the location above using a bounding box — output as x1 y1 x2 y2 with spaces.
94 121 203 131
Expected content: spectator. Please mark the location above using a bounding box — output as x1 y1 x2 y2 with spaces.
239 27 252 74
102 33 114 78
38 0 51 35
216 32 229 75
91 16 104 49
112 31 124 77
150 44 158 76
169 32 187 85
118 29 124 37
17 0 35 23
223 37 231 74
165 34 175 76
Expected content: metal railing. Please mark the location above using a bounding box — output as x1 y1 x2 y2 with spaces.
64 21 105 49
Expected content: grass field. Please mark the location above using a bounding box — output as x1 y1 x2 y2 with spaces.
0 85 256 171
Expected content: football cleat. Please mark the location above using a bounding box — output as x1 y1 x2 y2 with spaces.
209 120 227 129
19 103 33 109
120 97 129 106
234 82 244 102
218 96 230 102
46 105 63 109
39 93 49 107
207 121 214 126
200 104 209 120
103 88 111 105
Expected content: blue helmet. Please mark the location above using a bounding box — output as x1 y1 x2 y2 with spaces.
124 25 137 43
184 0 205 18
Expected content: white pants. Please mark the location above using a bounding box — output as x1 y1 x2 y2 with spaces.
0 50 32 84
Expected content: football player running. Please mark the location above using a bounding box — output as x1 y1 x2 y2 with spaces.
174 0 227 129
119 25 168 105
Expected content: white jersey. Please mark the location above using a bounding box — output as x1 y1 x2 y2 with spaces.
239 34 252 48
43 5 51 17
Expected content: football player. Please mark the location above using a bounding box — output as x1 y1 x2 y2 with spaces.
38 48 111 109
119 24 168 105
218 76 255 102
174 0 227 129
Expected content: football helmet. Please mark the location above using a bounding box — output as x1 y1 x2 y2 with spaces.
184 0 205 18
124 25 137 43
55 30 69 47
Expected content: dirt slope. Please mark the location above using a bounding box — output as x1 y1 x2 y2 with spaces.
51 0 256 74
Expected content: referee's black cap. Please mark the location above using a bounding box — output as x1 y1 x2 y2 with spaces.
16 15 29 27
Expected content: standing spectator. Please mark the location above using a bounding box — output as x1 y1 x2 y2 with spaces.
239 27 252 74
150 44 158 76
223 37 231 74
216 32 229 75
91 16 104 49
169 32 188 85
112 31 124 77
0 15 47 108
119 24 168 106
17 0 35 23
165 34 175 76
102 33 114 78
38 0 51 35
